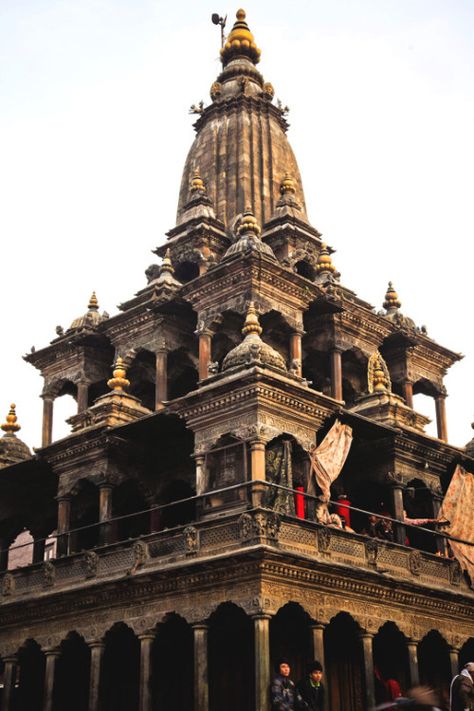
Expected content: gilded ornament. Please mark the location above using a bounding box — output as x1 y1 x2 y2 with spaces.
383 281 401 312
107 357 130 393
367 351 391 394
315 244 336 275
220 9 261 66
1 404 20 435
210 81 222 100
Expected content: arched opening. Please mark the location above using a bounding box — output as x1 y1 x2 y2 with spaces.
203 435 248 511
159 479 196 529
348 482 392 536
324 612 364 711
342 349 367 407
8 529 34 569
265 436 309 516
373 622 408 703
16 639 45 711
302 350 332 396
208 603 254 711
168 349 199 400
53 390 77 442
69 480 99 553
413 379 438 439
113 480 149 542
270 603 312 686
459 638 474 670
404 479 437 553
175 261 199 283
418 630 451 709
53 632 90 711
151 614 193 710
294 260 315 281
101 623 140 711
128 350 156 411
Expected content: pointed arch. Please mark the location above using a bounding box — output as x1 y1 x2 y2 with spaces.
324 612 364 711
270 602 312 685
101 623 140 711
151 613 193 710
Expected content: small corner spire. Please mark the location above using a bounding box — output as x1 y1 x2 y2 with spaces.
280 172 296 196
238 207 261 238
160 248 175 276
190 169 207 195
107 357 130 393
221 9 261 66
88 291 99 311
383 281 401 313
242 301 263 337
368 351 392 394
316 243 336 276
1 404 20 435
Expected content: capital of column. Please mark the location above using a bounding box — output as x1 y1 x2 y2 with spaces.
310 622 327 630
3 654 18 664
359 631 374 640
192 622 209 631
250 613 272 621
43 647 60 657
87 639 105 650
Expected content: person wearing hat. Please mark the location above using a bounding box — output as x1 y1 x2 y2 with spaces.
450 662 474 711
271 658 302 711
296 660 325 711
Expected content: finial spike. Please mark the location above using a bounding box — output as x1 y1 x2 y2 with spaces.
220 8 261 66
88 291 99 311
190 169 206 194
316 243 336 275
160 248 175 276
242 301 263 337
107 357 130 393
280 172 296 195
368 351 391 394
238 208 261 238
383 281 401 312
1 404 21 435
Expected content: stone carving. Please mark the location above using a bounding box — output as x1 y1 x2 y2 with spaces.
130 540 149 574
1 573 14 597
317 527 331 553
365 538 378 567
84 551 99 579
289 359 301 376
210 81 222 100
239 513 253 541
238 511 280 541
208 361 219 375
266 512 281 540
409 550 422 576
449 560 462 586
252 512 267 537
43 561 55 587
183 526 200 555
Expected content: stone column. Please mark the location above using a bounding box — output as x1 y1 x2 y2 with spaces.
359 632 375 711
435 393 448 442
32 535 46 564
88 641 104 711
139 633 155 711
311 623 326 672
195 455 206 496
155 350 168 410
289 332 303 377
391 484 406 545
330 349 343 401
77 381 89 413
250 440 266 507
193 624 209 711
253 615 271 711
43 648 60 711
41 395 54 448
449 647 459 679
99 484 114 546
198 331 212 381
57 495 71 557
403 380 414 408
406 640 419 687
1 656 17 711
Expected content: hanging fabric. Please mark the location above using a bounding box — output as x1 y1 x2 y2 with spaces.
307 419 353 502
438 464 474 585
264 439 295 514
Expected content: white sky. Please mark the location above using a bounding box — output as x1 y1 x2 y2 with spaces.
1 0 473 450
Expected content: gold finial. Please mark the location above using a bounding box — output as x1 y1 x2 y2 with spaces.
190 169 206 194
107 357 130 393
280 172 296 195
160 248 175 275
1 404 20 435
221 9 261 66
88 291 99 311
238 207 261 238
316 244 336 275
242 301 263 337
368 351 391 394
383 281 401 312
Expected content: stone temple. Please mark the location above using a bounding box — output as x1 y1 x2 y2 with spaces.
0 9 473 711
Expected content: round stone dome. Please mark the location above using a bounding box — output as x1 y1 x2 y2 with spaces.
223 208 276 261
68 292 105 332
0 405 31 467
222 303 286 372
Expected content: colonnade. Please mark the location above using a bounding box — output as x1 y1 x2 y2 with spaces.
1 607 469 711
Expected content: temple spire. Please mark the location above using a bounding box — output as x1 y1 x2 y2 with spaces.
383 281 401 314
221 9 261 66
88 291 99 311
190 169 207 195
1 404 20 435
107 357 130 393
241 301 263 336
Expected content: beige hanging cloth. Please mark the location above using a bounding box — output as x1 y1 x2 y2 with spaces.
307 419 353 502
438 464 474 585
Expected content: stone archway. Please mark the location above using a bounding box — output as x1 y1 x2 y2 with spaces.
52 631 90 711
16 639 45 711
100 623 140 711
373 622 409 702
270 602 312 687
418 630 451 709
324 612 364 711
151 613 193 711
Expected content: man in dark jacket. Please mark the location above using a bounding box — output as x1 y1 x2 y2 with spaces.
450 662 474 711
271 658 301 711
296 660 325 711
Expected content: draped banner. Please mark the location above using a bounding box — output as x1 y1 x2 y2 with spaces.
439 464 474 585
264 439 295 515
307 420 353 502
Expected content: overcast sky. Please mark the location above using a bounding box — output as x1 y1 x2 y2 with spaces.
1 0 473 451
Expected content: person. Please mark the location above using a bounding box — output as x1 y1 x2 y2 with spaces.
375 685 442 709
271 658 301 711
296 660 325 710
450 661 474 711
314 499 343 529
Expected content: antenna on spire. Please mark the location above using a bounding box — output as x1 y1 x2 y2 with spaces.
211 13 227 48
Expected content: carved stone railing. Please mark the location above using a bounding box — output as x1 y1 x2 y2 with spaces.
0 508 470 603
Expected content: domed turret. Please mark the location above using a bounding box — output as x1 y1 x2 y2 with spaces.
222 302 286 372
0 404 31 468
67 292 106 333
177 9 308 230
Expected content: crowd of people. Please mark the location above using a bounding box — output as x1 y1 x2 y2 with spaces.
269 659 474 710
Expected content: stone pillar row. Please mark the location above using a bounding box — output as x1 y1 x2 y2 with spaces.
0 622 426 711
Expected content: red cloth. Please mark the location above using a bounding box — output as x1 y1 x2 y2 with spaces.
294 486 305 519
385 678 402 700
336 496 351 527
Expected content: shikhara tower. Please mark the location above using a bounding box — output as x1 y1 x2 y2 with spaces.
0 10 473 711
